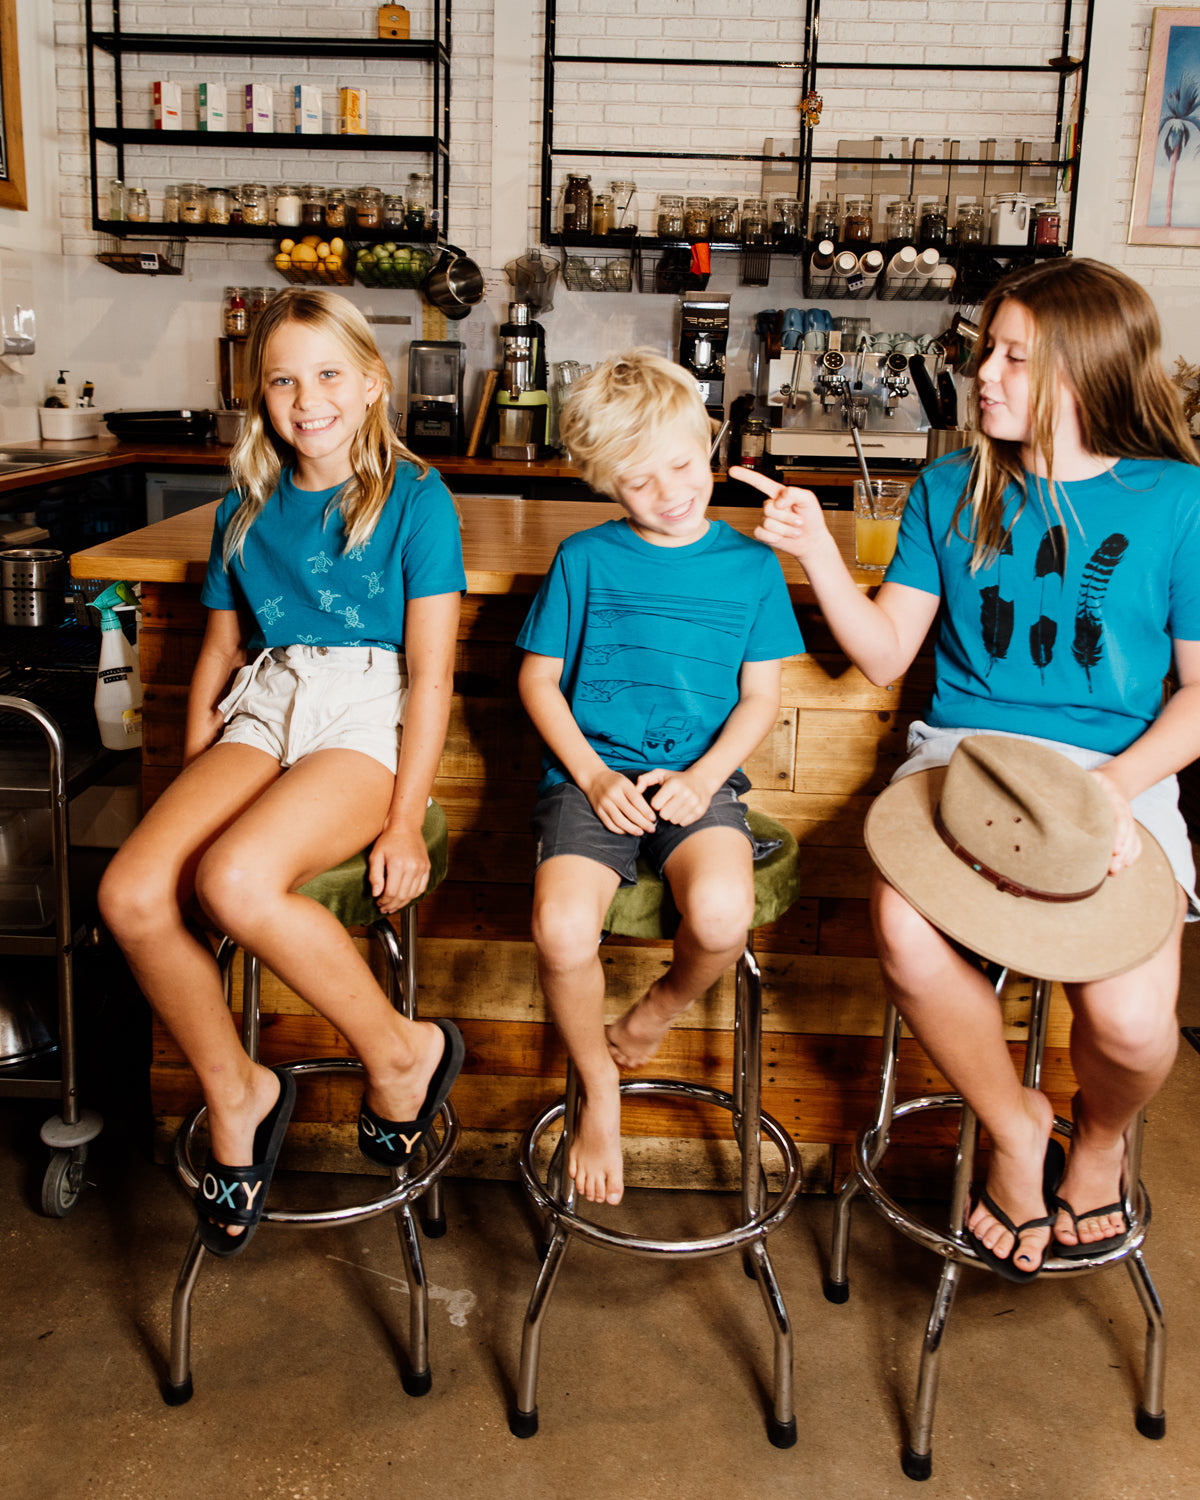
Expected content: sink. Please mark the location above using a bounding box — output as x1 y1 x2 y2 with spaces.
0 449 107 473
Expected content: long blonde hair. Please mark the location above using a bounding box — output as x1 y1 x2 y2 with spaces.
222 287 429 564
954 257 1197 571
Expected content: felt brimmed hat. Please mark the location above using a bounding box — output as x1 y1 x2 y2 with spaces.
864 735 1178 982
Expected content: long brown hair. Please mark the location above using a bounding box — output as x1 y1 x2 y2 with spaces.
222 287 429 565
954 257 1197 571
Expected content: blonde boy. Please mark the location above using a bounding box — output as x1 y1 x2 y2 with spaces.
516 351 803 1205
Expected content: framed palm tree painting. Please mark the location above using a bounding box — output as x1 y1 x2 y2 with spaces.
1130 8 1200 244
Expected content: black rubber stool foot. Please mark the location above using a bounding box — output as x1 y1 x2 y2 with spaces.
1136 1407 1166 1440
421 1215 447 1240
902 1447 932 1481
402 1367 433 1398
823 1276 850 1304
767 1415 797 1449
161 1376 194 1407
509 1407 539 1439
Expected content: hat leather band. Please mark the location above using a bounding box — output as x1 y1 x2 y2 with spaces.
933 807 1107 904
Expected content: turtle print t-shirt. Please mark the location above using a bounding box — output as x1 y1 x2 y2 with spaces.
201 464 466 651
885 451 1200 755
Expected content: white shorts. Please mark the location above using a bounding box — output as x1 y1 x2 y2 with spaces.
896 721 1199 918
217 645 408 774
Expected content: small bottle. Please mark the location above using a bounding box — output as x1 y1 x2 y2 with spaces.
93 585 142 752
1033 200 1061 247
740 417 767 469
561 173 593 233
406 171 433 232
162 184 181 223
223 286 249 336
248 287 272 323
108 179 126 221
383 193 406 230
592 192 613 234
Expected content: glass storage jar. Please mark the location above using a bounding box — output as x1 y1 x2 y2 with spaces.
248 287 272 323
656 193 684 236
809 196 840 241
1033 200 1061 247
207 186 233 226
684 196 710 237
126 187 150 223
406 172 433 232
770 196 800 243
918 201 947 250
239 182 269 227
300 185 326 230
107 179 126 221
592 192 613 234
561 174 593 233
740 197 768 243
179 183 206 225
354 186 382 230
383 194 407 230
885 199 916 244
955 201 984 245
324 189 347 230
272 183 302 228
843 198 873 243
710 196 739 239
224 287 249 337
162 184 180 224
609 180 638 234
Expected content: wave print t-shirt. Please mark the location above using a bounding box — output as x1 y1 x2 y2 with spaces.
885 452 1200 755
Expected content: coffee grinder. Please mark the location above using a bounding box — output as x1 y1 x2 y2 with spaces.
678 293 730 426
492 302 549 460
405 340 465 455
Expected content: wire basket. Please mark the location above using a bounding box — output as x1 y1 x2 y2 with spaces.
96 236 185 276
739 245 772 287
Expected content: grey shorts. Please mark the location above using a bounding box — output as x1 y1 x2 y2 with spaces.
217 645 408 773
896 721 1199 918
532 768 778 887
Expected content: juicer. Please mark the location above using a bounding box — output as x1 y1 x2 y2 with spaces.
493 302 549 460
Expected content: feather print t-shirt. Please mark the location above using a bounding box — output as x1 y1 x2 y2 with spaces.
886 452 1200 755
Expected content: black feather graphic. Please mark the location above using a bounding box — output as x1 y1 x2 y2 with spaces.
1034 525 1067 580
980 585 1014 675
1030 616 1057 675
1071 533 1129 685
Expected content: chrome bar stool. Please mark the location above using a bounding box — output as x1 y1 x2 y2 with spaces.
510 809 804 1447
163 801 460 1406
825 965 1165 1481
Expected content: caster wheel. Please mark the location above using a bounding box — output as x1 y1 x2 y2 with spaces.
41 1147 86 1218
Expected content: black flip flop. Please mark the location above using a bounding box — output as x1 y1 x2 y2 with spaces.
1051 1191 1131 1259
196 1066 297 1259
965 1137 1066 1284
358 1019 465 1167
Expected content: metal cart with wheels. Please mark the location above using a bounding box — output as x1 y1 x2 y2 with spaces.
0 694 104 1216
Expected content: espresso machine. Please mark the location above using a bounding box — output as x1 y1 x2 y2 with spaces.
405 340 465 455
764 332 938 465
678 294 730 425
492 302 549 460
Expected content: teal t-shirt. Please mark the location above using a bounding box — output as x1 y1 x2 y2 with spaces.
200 464 465 650
516 517 804 791
885 451 1200 754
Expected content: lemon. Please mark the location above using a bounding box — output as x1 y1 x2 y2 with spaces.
316 242 331 259
290 244 319 264
278 238 296 253
274 252 292 271
325 255 342 271
329 237 345 255
300 234 321 249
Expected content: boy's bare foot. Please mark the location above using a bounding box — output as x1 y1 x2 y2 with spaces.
965 1086 1056 1275
569 1064 624 1205
606 981 682 1069
361 1018 450 1126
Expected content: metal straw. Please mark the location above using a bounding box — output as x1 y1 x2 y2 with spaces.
850 425 878 518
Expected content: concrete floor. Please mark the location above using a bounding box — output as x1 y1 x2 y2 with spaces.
2 934 1199 1500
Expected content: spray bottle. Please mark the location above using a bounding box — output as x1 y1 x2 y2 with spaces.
92 581 142 750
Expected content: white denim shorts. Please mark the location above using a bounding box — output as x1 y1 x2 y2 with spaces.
896 721 1199 918
217 645 408 773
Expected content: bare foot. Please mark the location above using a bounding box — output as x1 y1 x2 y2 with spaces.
965 1086 1056 1275
205 1062 284 1239
1053 1101 1128 1250
361 1018 448 1125
568 1064 624 1205
606 981 681 1070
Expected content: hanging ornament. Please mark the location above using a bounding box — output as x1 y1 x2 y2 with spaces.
799 90 823 128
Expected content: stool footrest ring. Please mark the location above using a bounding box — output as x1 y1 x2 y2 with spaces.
174 1056 459 1227
519 1077 802 1260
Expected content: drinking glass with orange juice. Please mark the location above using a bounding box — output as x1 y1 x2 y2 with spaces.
853 480 910 570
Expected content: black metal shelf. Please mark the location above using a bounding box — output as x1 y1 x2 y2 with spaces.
92 219 443 245
86 0 453 254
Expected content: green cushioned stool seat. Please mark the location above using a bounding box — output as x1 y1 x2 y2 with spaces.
298 800 449 927
603 809 800 940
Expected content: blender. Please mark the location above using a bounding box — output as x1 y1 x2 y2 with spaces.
405 340 465 455
492 302 550 460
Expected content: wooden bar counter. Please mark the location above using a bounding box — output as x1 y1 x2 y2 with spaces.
72 496 1075 1192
